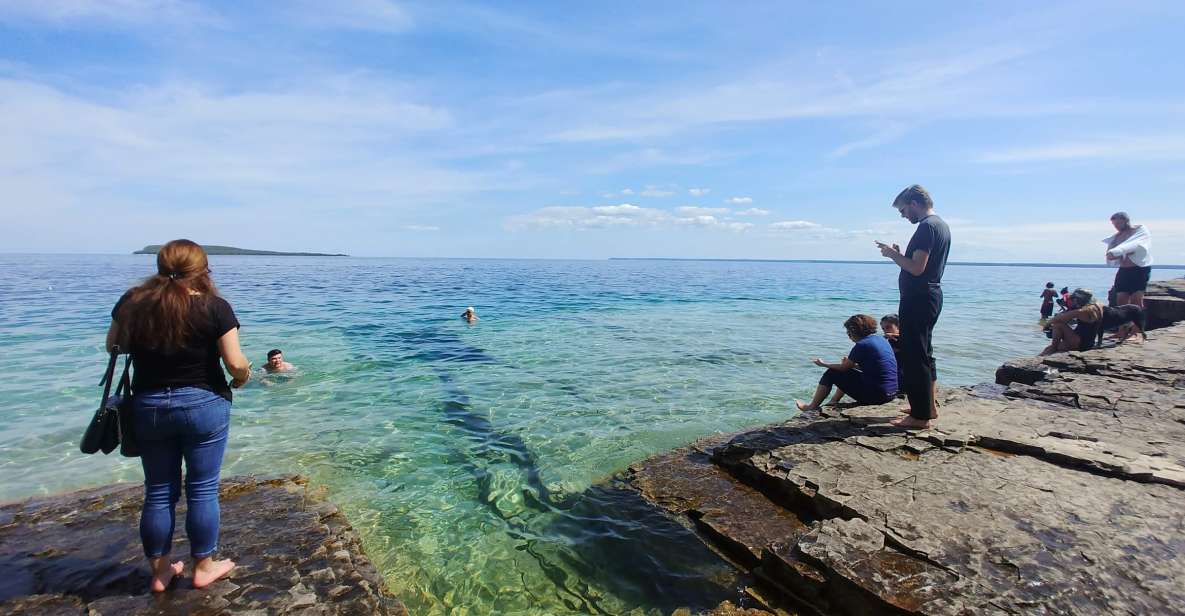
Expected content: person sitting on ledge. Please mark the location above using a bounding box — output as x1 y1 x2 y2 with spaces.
797 314 898 412
1041 288 1103 355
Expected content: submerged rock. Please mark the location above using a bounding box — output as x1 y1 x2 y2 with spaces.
0 474 406 615
626 322 1185 615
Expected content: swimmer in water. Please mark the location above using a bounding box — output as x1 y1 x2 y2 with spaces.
264 349 295 373
462 307 479 323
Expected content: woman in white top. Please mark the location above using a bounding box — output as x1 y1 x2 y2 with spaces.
1103 212 1152 307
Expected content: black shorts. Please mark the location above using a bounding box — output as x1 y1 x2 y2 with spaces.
820 368 892 405
1114 266 1151 294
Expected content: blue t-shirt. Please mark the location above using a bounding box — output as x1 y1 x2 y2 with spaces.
849 335 898 398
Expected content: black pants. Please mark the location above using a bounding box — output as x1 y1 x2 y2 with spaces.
819 368 890 405
899 288 943 420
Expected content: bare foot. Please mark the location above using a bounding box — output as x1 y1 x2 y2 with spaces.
890 416 932 429
898 406 938 419
192 557 236 589
794 400 816 412
149 559 184 593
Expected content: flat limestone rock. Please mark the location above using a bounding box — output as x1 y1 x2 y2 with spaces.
0 474 406 616
625 323 1185 615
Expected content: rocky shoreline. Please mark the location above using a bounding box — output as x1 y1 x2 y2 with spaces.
0 474 406 615
627 279 1185 615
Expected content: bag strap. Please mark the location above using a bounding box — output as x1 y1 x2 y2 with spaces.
98 346 121 406
114 354 133 397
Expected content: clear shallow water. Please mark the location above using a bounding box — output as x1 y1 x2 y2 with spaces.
1 255 1177 614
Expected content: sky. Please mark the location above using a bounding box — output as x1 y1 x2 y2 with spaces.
1 0 1183 262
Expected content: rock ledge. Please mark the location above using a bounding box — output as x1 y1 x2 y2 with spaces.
0 474 406 615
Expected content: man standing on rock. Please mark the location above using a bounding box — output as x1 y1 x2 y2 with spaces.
877 185 951 429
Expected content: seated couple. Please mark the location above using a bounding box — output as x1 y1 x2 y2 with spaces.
796 314 898 412
1041 288 1147 356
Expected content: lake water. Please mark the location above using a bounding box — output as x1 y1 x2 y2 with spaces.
0 255 1177 614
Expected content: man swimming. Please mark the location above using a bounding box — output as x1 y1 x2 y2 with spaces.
264 349 295 373
462 307 479 323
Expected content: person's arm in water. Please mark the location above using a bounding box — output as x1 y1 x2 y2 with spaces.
878 242 929 276
813 356 856 371
218 328 252 388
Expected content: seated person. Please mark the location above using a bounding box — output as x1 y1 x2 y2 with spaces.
1041 289 1103 355
828 313 901 405
462 306 479 323
264 348 295 373
1055 286 1071 311
797 314 898 411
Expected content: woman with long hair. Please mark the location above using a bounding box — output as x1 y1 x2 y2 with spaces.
105 239 251 591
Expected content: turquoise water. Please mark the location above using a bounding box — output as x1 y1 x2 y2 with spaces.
1 255 1177 614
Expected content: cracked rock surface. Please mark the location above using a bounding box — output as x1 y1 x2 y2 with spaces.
627 321 1185 615
0 474 406 615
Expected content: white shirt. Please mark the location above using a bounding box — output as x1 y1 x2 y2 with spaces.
1103 225 1153 267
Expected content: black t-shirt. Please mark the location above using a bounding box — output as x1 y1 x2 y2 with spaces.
112 293 240 401
898 214 951 297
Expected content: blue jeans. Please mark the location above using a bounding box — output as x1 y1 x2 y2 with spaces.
132 387 230 559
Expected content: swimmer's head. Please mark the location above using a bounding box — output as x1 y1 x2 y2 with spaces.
1045 282 1054 288
462 307 477 321
266 349 284 369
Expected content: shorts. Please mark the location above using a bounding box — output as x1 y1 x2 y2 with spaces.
1040 302 1054 318
1114 266 1151 294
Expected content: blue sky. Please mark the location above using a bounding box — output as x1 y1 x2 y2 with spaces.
1 1 1183 262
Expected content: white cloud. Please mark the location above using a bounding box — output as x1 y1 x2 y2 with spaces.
688 187 710 197
828 123 912 159
640 185 675 197
975 135 1185 164
726 196 753 205
736 208 770 216
677 206 730 216
401 224 440 232
769 220 821 231
620 188 635 195
591 203 644 215
673 215 752 232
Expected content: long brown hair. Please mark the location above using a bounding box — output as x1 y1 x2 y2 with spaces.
116 239 219 351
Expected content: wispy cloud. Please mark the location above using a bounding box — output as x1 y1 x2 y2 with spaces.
507 203 752 232
401 224 440 232
640 185 675 197
677 206 730 216
975 135 1185 164
0 0 220 27
736 208 770 216
286 0 411 32
688 187 710 197
769 220 821 231
726 196 753 205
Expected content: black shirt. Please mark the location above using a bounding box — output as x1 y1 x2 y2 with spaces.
898 214 951 297
112 293 240 401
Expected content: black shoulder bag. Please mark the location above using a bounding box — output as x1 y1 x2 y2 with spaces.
80 347 140 457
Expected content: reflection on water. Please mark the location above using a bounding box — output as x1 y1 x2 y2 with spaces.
0 255 1174 614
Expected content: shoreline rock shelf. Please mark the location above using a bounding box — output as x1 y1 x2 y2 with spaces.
0 474 406 615
626 320 1185 615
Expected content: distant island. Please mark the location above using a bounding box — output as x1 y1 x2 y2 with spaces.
134 245 347 257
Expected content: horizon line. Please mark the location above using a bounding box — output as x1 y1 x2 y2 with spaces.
1 252 1184 269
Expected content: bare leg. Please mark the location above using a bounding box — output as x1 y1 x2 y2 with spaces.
929 381 938 419
1130 290 1144 307
192 556 235 589
148 557 184 593
1116 291 1131 306
1041 322 1079 355
795 383 831 412
826 388 845 405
